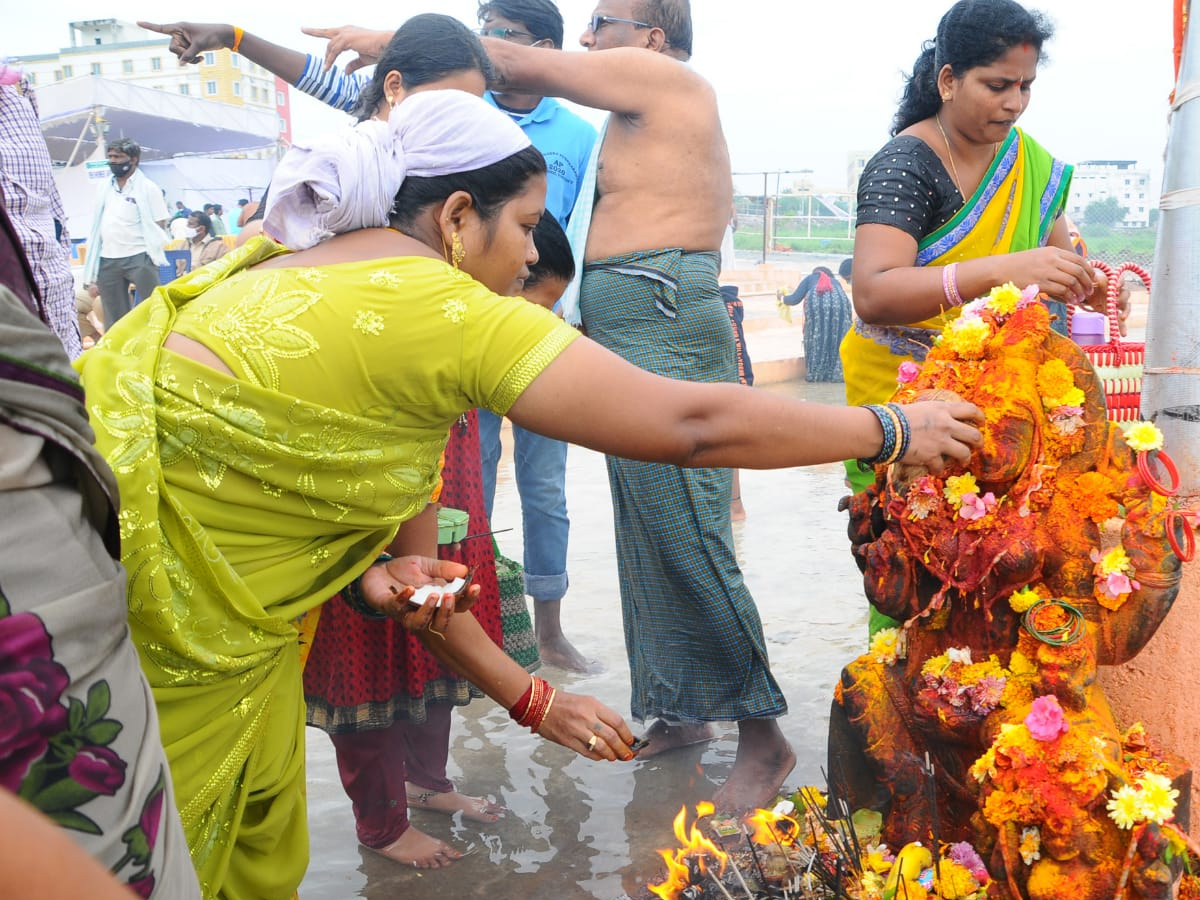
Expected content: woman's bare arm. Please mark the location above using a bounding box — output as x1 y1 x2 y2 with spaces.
507 338 984 473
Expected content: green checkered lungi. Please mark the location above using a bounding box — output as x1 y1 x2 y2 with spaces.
580 249 786 723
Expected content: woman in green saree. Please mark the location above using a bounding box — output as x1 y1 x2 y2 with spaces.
77 90 983 900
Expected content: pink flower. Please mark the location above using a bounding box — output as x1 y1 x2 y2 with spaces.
1102 572 1136 599
897 361 921 384
0 612 69 792
957 491 996 521
0 63 23 87
1025 695 1069 742
1018 284 1041 308
949 841 989 882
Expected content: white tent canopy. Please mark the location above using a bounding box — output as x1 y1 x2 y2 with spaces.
37 77 280 165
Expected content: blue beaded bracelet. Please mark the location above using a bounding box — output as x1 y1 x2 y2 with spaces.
858 404 898 469
887 402 912 463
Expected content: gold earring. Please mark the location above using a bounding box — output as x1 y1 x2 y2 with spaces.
450 232 466 269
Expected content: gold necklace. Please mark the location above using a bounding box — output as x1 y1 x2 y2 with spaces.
935 114 965 198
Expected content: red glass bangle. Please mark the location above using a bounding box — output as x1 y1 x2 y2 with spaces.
1137 449 1180 497
1166 508 1196 562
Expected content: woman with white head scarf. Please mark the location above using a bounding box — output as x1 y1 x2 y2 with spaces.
77 89 982 899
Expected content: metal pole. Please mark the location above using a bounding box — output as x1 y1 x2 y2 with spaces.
761 171 769 265
1142 1 1200 493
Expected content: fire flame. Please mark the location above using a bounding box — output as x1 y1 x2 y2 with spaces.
648 803 728 900
746 805 801 848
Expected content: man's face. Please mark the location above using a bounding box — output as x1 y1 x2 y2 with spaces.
480 11 548 47
580 1 651 51
187 215 205 239
106 148 135 171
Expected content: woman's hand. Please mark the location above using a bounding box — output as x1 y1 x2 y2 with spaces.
897 400 985 474
301 25 391 74
1005 247 1096 304
359 556 481 633
536 690 638 762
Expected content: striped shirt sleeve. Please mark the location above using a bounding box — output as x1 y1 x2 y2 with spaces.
293 54 367 114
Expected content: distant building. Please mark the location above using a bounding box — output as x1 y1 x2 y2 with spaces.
19 19 291 150
847 151 871 194
1067 160 1151 229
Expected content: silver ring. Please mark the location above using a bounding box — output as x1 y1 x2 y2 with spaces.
586 735 599 752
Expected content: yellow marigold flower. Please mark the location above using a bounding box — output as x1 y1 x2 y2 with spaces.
1123 421 1165 452
1036 359 1075 401
987 281 1024 316
1009 586 1040 614
1107 785 1143 830
1137 772 1179 824
870 627 900 665
1045 386 1086 410
1099 546 1133 575
940 315 992 359
943 473 980 507
933 860 980 900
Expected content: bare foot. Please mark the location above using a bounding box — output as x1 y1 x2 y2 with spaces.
538 633 605 674
407 784 505 823
634 719 715 759
367 826 463 869
712 719 795 812
535 600 604 674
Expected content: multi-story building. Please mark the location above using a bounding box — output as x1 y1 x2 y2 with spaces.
20 19 291 150
1066 160 1151 229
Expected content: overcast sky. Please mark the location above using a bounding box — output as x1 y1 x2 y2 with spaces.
11 0 1178 195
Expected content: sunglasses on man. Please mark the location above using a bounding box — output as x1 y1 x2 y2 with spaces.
587 14 654 33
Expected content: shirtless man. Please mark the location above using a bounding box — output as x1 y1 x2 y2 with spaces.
315 0 794 812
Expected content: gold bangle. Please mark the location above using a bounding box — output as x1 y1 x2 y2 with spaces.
535 688 557 732
231 26 244 53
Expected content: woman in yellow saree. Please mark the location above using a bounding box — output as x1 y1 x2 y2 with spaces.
841 0 1107 632
77 91 984 900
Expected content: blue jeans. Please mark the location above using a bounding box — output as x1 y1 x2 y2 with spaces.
478 409 570 602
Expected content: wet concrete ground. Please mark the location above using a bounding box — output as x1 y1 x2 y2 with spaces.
299 380 866 900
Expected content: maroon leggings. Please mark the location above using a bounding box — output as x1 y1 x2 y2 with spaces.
328 702 455 848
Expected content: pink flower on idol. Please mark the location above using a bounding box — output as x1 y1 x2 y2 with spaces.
897 361 921 384
1102 572 1136 599
1018 284 1041 308
949 841 989 883
1025 695 1069 742
958 491 997 521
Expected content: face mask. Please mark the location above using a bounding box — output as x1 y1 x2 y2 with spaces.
185 227 200 240
108 160 133 177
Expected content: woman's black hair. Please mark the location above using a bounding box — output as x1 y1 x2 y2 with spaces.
389 145 547 243
891 0 1053 135
525 211 574 287
354 14 493 122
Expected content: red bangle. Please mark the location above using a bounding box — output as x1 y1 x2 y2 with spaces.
1166 508 1196 562
1137 449 1180 497
509 676 555 731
